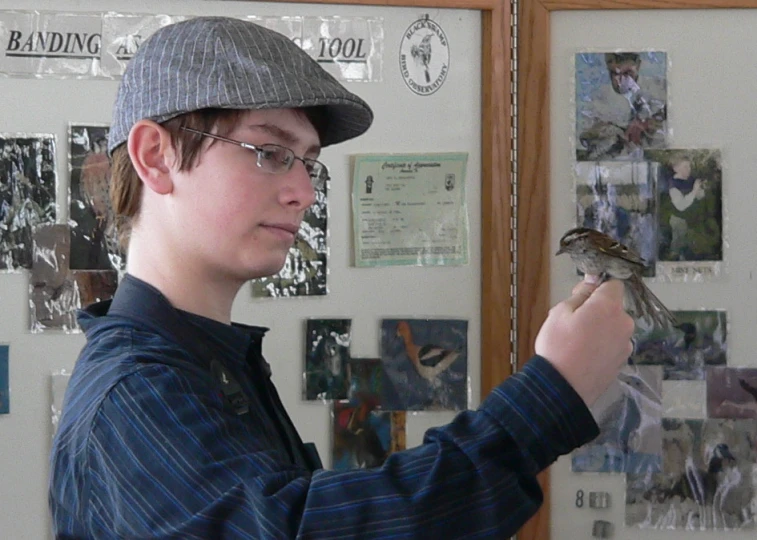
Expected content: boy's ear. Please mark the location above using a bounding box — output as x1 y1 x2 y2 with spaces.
126 120 176 195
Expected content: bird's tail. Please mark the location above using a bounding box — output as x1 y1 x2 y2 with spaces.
626 274 677 328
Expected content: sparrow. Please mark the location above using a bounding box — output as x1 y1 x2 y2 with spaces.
556 227 676 328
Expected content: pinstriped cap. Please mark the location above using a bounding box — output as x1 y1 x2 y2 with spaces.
108 16 373 154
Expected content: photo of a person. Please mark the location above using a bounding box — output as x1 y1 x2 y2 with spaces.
576 51 667 161
646 149 723 262
575 161 657 276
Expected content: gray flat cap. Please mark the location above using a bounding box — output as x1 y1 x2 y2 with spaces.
108 16 373 154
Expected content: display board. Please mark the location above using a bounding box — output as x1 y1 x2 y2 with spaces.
520 1 757 538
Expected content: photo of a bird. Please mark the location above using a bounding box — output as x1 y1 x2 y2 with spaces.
668 442 736 507
380 319 467 411
556 227 676 328
395 321 461 384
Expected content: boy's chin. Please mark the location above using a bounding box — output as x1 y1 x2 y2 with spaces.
243 259 289 282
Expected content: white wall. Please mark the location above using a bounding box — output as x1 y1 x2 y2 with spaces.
0 0 482 537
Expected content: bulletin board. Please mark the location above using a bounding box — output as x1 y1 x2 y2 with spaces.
0 0 513 538
520 0 757 539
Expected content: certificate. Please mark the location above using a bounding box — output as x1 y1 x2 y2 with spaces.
352 153 468 267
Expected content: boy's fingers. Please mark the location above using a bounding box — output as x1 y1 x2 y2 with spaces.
592 279 626 303
563 278 600 312
572 274 600 295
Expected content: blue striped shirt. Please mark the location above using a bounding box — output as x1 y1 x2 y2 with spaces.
49 275 599 539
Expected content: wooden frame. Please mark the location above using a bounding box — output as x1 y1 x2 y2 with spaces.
518 1 757 537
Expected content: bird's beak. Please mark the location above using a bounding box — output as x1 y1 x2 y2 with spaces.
556 247 565 255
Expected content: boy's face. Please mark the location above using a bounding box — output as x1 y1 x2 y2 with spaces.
607 59 640 94
167 108 319 283
672 159 691 178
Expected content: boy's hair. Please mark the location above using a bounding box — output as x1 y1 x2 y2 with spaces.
110 108 243 249
605 52 641 66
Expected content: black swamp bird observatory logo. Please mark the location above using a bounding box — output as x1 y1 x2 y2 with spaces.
399 15 449 96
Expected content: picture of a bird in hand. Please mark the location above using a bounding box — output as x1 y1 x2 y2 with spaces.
380 319 467 411
411 34 433 83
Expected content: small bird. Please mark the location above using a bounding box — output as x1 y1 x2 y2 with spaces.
556 227 676 328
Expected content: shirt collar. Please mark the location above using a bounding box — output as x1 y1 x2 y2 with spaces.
85 274 269 373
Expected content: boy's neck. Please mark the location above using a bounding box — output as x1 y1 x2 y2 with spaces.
125 240 240 326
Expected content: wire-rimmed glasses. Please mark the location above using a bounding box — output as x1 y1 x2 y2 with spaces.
180 127 329 189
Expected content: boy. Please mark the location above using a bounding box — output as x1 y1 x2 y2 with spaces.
50 16 633 538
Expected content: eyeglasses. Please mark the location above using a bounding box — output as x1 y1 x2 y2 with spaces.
180 127 329 189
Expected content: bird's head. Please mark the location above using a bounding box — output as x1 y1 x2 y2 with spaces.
396 321 412 339
706 443 736 473
713 443 736 462
556 227 592 256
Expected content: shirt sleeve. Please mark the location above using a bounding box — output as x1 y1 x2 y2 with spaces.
85 355 598 539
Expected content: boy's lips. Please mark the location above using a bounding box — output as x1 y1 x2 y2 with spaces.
262 222 300 241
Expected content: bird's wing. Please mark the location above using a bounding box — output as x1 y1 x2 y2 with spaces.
427 351 460 378
596 235 646 266
418 344 452 367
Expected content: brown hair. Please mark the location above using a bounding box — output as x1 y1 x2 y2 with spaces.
109 108 244 249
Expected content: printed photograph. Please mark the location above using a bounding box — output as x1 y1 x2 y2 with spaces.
626 418 757 531
644 149 723 264
0 345 8 414
0 135 57 270
29 224 78 333
575 161 657 276
252 183 327 297
304 319 352 400
69 125 124 271
575 51 667 161
631 310 727 380
380 319 468 411
572 365 663 474
332 400 405 471
708 367 757 420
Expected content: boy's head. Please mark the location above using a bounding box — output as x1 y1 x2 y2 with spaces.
108 16 373 249
669 154 692 179
604 52 641 95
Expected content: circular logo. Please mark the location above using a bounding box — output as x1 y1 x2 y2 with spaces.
399 15 449 96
